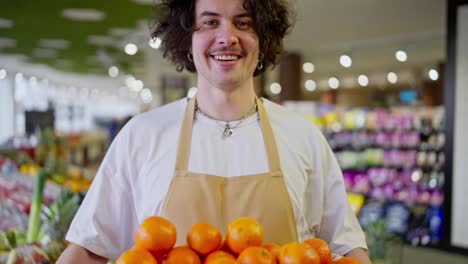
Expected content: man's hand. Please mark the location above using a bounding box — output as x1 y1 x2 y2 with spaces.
56 243 108 264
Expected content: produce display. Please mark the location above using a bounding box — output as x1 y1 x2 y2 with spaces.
116 216 362 264
0 129 88 263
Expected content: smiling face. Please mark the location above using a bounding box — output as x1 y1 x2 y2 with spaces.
192 0 260 92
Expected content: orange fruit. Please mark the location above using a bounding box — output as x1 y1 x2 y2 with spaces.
333 256 362 264
187 222 222 255
262 243 281 264
237 246 275 264
205 258 238 264
226 217 264 254
134 216 177 257
278 242 320 264
220 239 237 257
162 246 201 264
205 250 236 264
304 238 332 264
116 247 158 264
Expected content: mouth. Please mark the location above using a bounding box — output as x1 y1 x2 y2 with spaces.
210 54 243 62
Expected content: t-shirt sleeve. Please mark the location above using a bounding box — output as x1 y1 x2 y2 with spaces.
65 126 139 260
315 133 368 256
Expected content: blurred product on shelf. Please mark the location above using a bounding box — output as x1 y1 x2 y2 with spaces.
284 101 445 252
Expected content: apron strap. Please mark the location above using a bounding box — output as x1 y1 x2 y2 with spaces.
174 97 196 171
175 96 281 172
256 97 281 172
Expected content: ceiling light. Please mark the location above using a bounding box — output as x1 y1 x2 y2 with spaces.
29 76 37 86
15 73 23 82
0 69 7 80
149 37 162 49
305 80 316 91
125 43 138 55
302 62 315 73
358 75 369 87
395 50 407 62
270 83 281 95
128 77 144 92
328 77 340 89
0 37 16 48
0 18 13 29
428 69 439 81
340 55 352 68
387 72 398 84
125 75 136 87
187 87 198 98
140 88 153 104
108 66 119 78
134 80 144 91
38 39 69 49
62 8 106 22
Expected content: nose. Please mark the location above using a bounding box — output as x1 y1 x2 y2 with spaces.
216 23 239 46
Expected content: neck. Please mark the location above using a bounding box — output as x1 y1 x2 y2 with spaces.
195 79 257 121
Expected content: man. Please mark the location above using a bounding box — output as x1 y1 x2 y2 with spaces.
57 0 372 263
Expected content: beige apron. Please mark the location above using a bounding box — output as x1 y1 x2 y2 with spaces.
160 96 298 245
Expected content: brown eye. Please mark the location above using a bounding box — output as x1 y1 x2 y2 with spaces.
203 19 218 27
235 20 251 30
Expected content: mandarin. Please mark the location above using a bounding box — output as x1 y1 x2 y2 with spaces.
116 247 158 264
278 242 320 264
162 246 201 264
205 250 237 264
134 216 177 257
237 246 276 264
262 242 281 264
187 222 222 255
304 238 332 264
226 217 264 254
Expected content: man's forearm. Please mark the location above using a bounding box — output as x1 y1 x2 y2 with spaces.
345 248 373 264
56 243 108 264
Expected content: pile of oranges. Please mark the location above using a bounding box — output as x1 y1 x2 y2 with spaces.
116 216 361 264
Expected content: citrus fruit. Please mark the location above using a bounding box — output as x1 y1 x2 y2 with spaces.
278 242 320 264
237 246 275 264
187 222 222 255
304 238 332 264
116 247 158 264
226 217 263 254
134 216 177 257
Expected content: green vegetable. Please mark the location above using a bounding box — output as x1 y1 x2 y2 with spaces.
26 170 49 243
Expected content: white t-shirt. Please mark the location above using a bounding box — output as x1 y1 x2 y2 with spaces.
66 98 367 260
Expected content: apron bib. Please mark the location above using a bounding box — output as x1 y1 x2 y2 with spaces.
160 96 298 245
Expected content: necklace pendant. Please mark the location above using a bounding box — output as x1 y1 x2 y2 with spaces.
223 123 233 137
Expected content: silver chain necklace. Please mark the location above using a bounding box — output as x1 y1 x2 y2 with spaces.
195 100 258 137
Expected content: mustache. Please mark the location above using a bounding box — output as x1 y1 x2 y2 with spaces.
208 46 245 55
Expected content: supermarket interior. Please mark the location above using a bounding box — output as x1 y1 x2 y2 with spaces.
1 0 468 263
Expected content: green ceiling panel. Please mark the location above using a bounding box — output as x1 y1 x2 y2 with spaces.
0 0 155 74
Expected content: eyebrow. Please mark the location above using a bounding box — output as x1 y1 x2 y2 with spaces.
199 11 252 18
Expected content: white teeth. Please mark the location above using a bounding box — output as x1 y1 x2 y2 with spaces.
214 55 239 61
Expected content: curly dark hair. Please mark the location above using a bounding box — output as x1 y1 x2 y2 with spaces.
151 0 292 76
